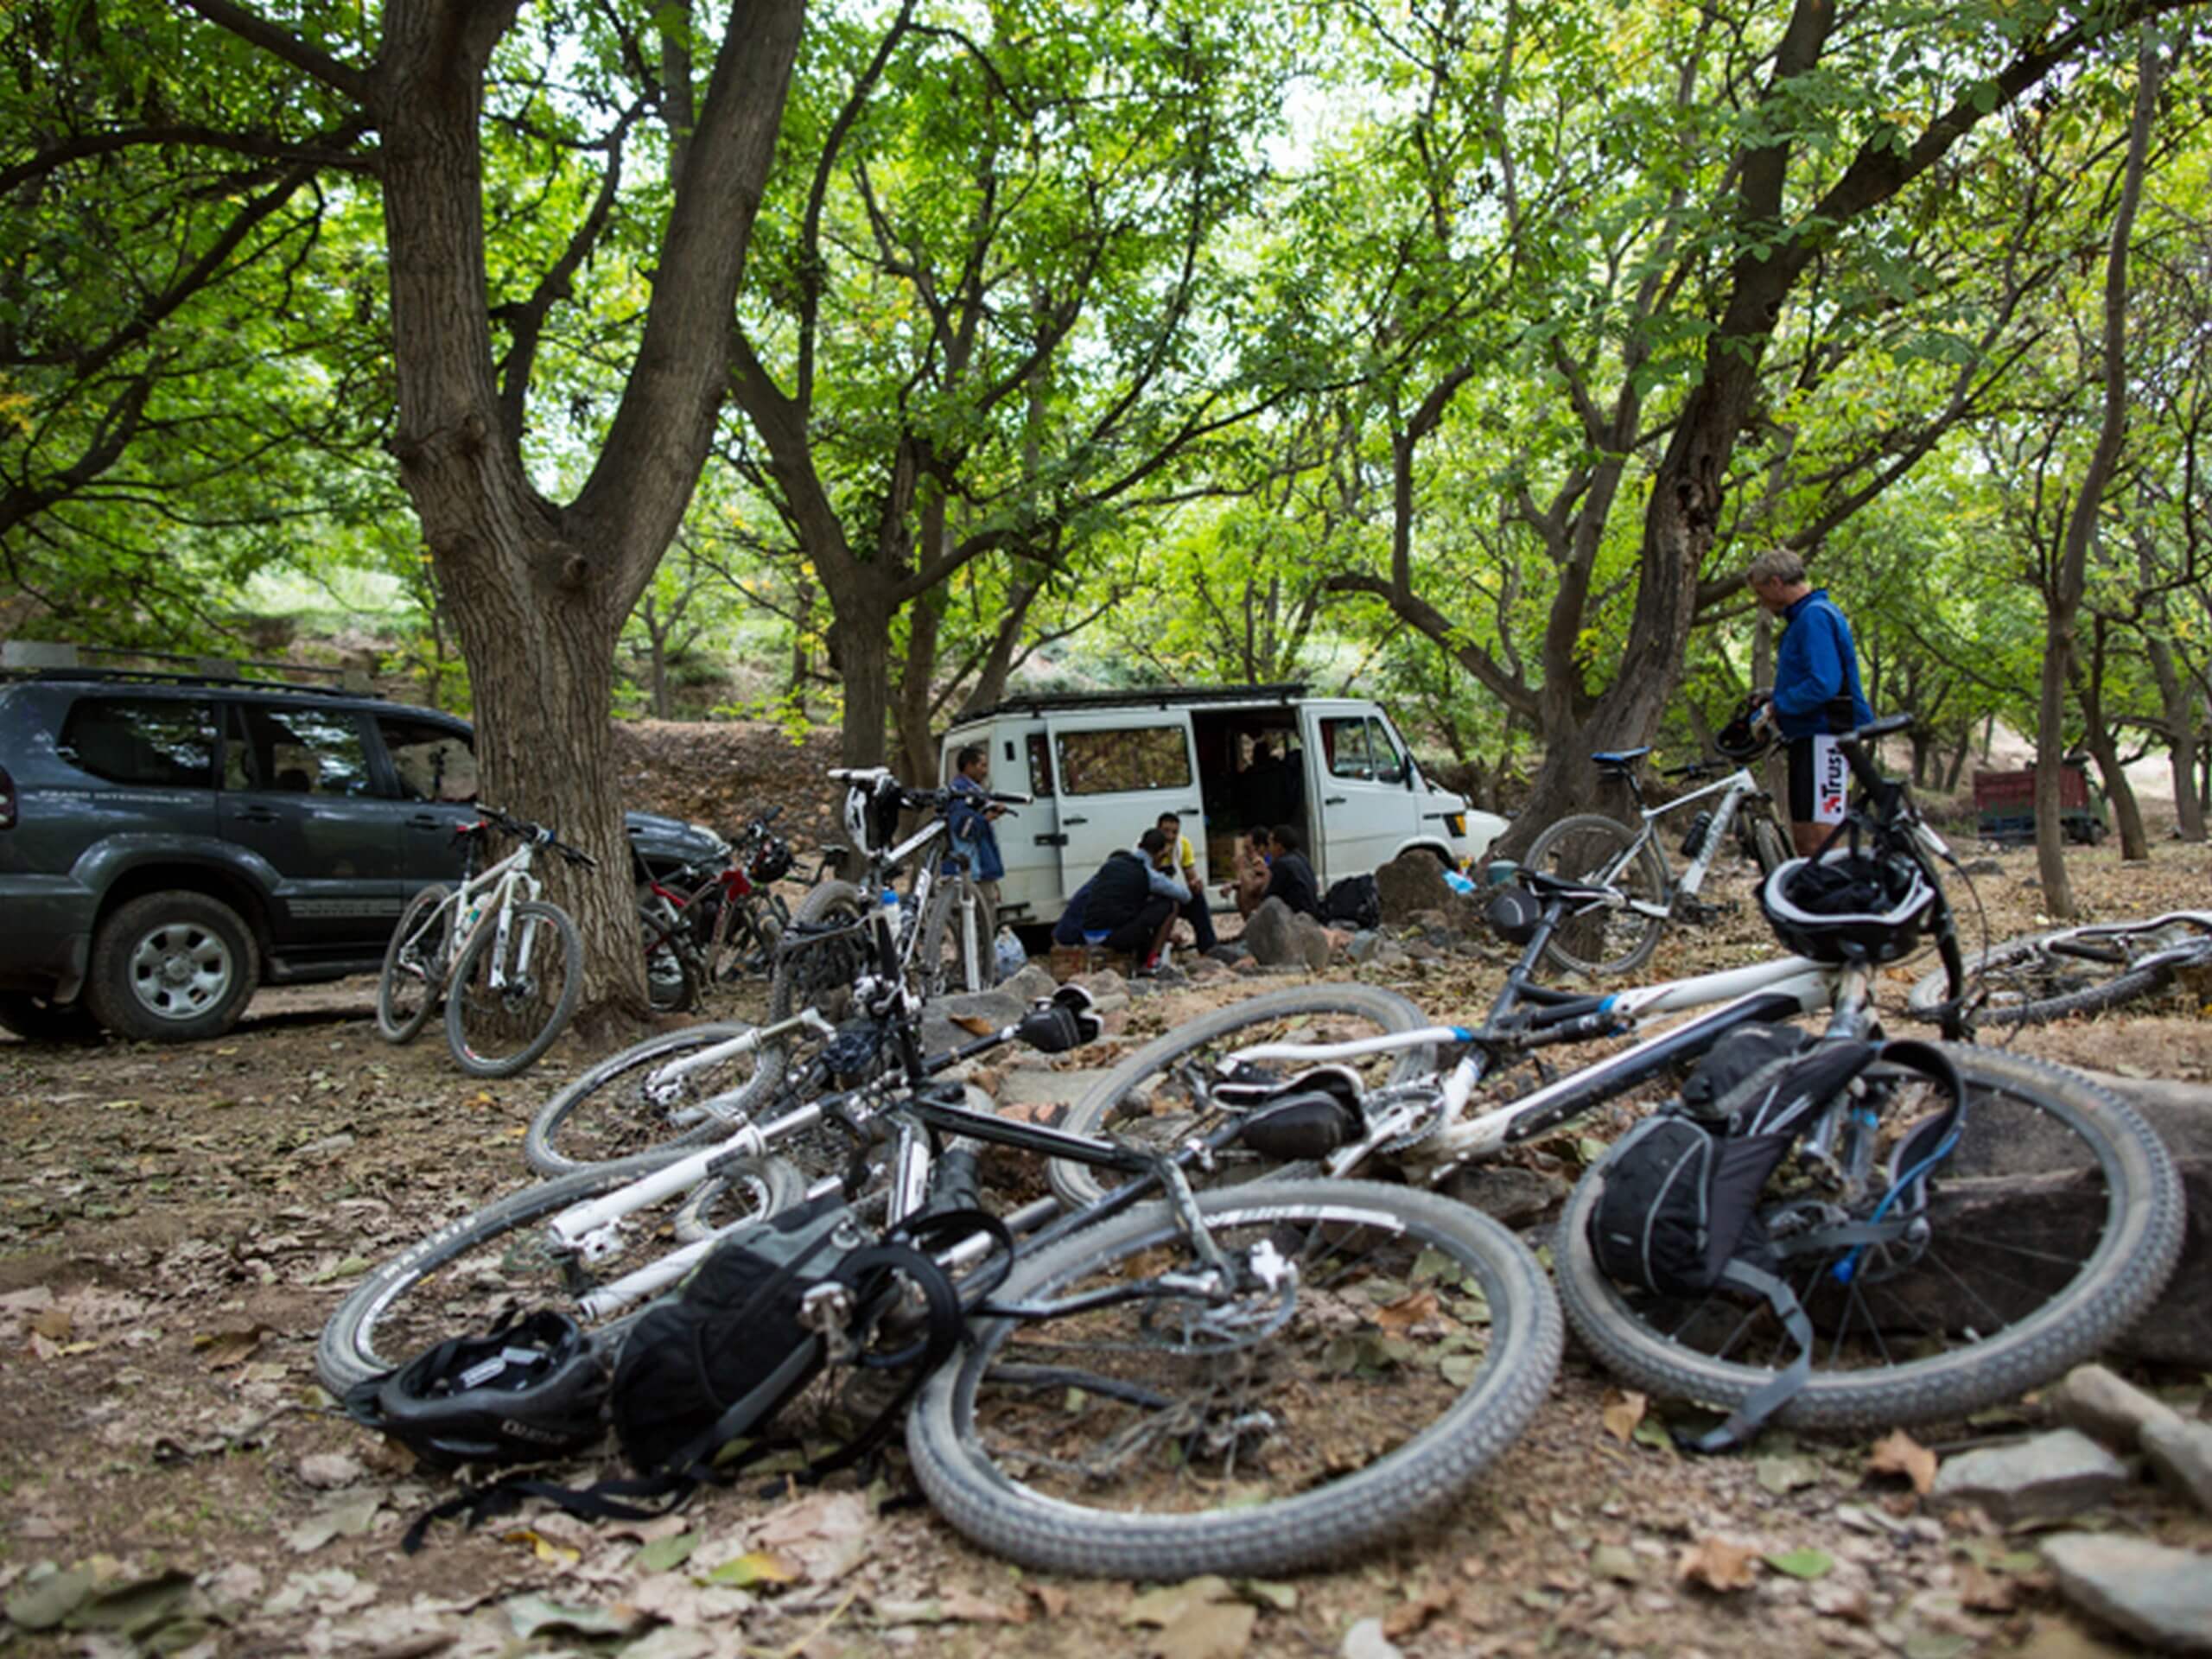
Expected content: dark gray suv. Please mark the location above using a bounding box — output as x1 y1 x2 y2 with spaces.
0 670 721 1043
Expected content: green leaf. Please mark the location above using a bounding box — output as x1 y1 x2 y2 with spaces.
1763 1548 1834 1580
634 1531 699 1573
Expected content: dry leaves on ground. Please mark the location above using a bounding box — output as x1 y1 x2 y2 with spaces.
1869 1428 1940 1496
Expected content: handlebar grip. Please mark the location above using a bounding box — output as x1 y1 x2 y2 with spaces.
1848 713 1914 742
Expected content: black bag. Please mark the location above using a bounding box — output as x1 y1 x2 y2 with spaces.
1321 874 1382 931
1679 1022 1811 1115
1586 1039 1878 1450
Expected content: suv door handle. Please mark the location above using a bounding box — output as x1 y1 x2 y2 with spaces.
232 805 281 824
407 814 443 830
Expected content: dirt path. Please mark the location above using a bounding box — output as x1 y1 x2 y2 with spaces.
1 842 2207 1657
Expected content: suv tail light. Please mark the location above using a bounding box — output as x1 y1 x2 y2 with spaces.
0 764 15 830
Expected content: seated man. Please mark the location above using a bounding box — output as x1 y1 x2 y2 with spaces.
1260 823 1320 918
1224 827 1273 918
1155 810 1217 953
1081 827 1189 969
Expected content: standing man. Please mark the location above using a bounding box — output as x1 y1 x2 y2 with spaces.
1155 811 1217 953
947 744 1006 913
1746 549 1875 857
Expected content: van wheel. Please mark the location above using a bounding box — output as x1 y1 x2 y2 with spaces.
0 994 106 1046
84 892 260 1042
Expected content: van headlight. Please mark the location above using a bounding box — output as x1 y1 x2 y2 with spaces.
1446 813 1466 838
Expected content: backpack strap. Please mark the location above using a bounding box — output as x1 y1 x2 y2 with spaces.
1673 1259 1814 1455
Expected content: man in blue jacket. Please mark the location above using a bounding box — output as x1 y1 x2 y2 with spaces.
1747 549 1874 857
947 745 1006 911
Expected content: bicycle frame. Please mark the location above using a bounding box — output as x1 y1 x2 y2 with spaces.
398 839 541 984
1604 766 1770 920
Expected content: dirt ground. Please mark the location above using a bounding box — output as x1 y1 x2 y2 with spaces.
2 838 2209 1659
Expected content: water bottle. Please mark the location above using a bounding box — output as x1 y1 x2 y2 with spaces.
1680 809 1714 860
1440 867 1478 897
880 887 902 937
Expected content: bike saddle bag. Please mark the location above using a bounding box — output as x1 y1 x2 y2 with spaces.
1015 984 1102 1052
1485 885 1542 945
1222 1065 1365 1161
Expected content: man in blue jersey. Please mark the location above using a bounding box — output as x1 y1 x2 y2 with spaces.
1746 549 1874 858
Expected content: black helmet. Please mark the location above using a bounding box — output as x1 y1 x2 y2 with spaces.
346 1310 608 1468
1759 849 1935 964
747 835 794 885
1714 695 1770 762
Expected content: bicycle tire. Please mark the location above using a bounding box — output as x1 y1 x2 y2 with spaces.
640 898 701 1015
525 1022 788 1175
1554 1046 2183 1430
443 899 585 1077
907 1176 1560 1579
1906 928 2179 1027
768 880 874 1025
1048 984 1436 1209
1522 812 1669 978
1747 815 1791 880
315 1147 805 1395
376 885 452 1045
918 882 995 1000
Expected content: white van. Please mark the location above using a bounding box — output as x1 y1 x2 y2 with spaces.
938 683 1507 927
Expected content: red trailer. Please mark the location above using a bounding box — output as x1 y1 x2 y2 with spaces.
1973 760 2108 844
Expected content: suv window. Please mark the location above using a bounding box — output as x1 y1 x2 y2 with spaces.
58 698 218 788
1055 725 1192 795
224 703 373 796
377 715 478 802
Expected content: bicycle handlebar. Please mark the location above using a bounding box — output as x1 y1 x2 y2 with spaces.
477 805 599 869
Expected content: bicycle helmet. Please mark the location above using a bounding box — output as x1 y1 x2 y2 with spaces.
346 1310 608 1468
747 834 794 885
1758 847 1936 964
839 770 903 859
1714 694 1771 762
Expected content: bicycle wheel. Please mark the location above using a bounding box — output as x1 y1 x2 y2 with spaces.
1048 985 1438 1209
443 899 584 1077
1554 1046 2183 1430
1906 926 2186 1027
1522 812 1669 977
709 896 785 987
908 1177 1560 1579
526 1022 790 1175
768 880 873 1024
376 886 452 1045
917 882 995 999
315 1148 805 1395
640 898 701 1014
1745 814 1791 880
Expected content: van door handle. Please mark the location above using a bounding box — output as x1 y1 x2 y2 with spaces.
232 805 280 824
1063 816 1088 826
1324 795 1347 806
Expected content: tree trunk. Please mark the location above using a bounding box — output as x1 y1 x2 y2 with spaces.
2147 634 2206 841
2078 618 2149 859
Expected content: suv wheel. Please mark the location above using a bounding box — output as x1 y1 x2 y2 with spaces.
0 994 106 1046
85 892 260 1042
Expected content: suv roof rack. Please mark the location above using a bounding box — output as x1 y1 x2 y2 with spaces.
0 640 378 698
956 681 1311 722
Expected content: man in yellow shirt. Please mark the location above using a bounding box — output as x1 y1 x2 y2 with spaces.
1154 811 1217 953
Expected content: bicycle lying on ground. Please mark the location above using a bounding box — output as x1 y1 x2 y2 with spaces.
321 865 1561 1579
374 807 595 1077
1048 714 2183 1430
1522 706 1794 976
1907 909 2212 1027
635 808 796 1013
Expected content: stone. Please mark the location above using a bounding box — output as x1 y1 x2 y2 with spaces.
1293 911 1332 971
2076 1074 2212 1369
994 1068 1111 1119
1375 850 1456 924
1242 897 1305 967
2141 1418 2212 1516
919 988 1026 1057
1407 940 1444 962
1071 969 1129 1014
2040 1532 2212 1653
1347 930 1381 963
1001 963 1058 1004
1929 1430 2128 1523
1437 1166 1566 1228
2051 1364 2186 1447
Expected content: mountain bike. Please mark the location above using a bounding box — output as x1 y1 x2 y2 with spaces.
1522 738 1793 977
635 809 796 1013
321 892 1562 1580
1046 715 2183 1429
769 768 1019 1025
374 807 594 1077
1906 909 2212 1027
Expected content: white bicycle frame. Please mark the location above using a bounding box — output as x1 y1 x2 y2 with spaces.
1600 765 1770 921
1227 949 1839 1182
399 840 545 992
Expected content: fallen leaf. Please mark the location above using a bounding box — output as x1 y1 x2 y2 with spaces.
1957 1562 2017 1612
4 1566 96 1630
950 1014 998 1036
1903 1635 1973 1659
1381 1582 1454 1639
1677 1537 1760 1592
503 1528 582 1568
1027 1583 1072 1618
943 1589 1029 1624
634 1531 700 1574
1763 1547 1834 1580
29 1306 73 1342
1126 1576 1236 1627
704 1550 798 1588
296 1452 365 1490
1600 1389 1648 1445
501 1592 644 1638
1373 1291 1440 1335
1755 1455 1821 1495
1233 1580 1297 1611
284 1490 383 1553
1153 1599 1256 1659
193 1325 267 1370
751 1491 874 1584
1589 1544 1642 1583
264 1568 377 1617
1869 1428 1938 1496
1342 1616 1404 1659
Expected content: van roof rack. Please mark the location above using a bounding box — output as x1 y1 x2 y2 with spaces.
956 681 1310 722
0 640 378 698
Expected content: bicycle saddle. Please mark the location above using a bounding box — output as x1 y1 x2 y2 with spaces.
1590 747 1651 767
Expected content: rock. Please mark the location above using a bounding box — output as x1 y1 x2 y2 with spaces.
1294 911 1332 971
1188 957 1233 982
1347 930 1382 963
1233 957 1263 975
1407 940 1444 962
1404 907 1449 934
2077 1074 2212 1368
1929 1430 2128 1523
1375 851 1456 924
1341 1618 1403 1659
1374 945 1412 969
993 1068 1110 1122
1001 963 1058 1004
2051 1364 2187 1446
2040 1533 2212 1653
1205 943 1248 963
1243 898 1305 967
1071 969 1129 1014
1439 1166 1566 1227
2142 1418 2212 1516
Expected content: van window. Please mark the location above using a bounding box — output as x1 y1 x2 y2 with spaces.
1026 733 1055 798
58 698 217 788
1055 725 1192 795
1322 715 1406 783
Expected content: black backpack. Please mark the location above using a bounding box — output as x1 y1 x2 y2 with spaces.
1322 874 1382 931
